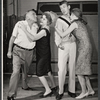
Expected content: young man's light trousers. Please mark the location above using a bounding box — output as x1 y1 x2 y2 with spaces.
58 42 76 94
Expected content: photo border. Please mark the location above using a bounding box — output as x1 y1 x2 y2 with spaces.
1 0 99 100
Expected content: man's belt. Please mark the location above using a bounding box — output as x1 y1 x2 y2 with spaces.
15 44 33 51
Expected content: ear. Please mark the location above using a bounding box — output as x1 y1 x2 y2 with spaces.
47 21 50 25
68 5 70 10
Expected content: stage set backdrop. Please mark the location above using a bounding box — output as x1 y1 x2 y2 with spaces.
3 0 98 75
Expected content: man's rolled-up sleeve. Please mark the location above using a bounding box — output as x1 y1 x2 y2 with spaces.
12 22 19 37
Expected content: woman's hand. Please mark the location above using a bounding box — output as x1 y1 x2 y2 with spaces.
18 22 27 32
18 22 34 42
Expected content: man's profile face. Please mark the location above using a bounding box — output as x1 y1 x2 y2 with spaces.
27 11 37 22
60 3 70 15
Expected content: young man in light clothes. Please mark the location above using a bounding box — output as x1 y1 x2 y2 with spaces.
55 0 76 100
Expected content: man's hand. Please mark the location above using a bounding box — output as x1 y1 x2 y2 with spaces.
58 44 64 50
7 51 12 59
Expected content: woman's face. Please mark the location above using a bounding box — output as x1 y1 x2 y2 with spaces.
40 15 48 26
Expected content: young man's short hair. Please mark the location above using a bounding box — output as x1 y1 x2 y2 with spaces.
59 0 69 6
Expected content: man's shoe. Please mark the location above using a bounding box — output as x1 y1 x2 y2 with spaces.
22 87 34 91
56 93 64 100
7 96 14 100
68 91 76 98
51 87 57 94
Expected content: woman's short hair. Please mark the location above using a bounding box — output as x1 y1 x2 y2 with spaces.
71 8 82 19
43 12 52 25
71 8 87 25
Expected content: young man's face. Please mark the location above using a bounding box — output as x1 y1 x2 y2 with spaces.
60 3 70 15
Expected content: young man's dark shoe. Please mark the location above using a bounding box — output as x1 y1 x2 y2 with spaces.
22 87 34 91
7 96 15 100
56 93 64 100
51 86 57 95
68 91 76 98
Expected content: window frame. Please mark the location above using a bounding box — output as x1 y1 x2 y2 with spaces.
37 1 98 15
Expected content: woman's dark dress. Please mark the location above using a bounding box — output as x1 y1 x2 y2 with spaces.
73 20 92 75
36 28 52 76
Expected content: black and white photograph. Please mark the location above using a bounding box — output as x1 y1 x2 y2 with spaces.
3 0 98 100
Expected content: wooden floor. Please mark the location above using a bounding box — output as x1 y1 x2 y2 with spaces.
3 74 98 100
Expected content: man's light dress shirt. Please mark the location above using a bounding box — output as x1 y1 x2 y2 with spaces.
12 20 38 49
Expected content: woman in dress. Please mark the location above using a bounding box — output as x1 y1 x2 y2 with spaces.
20 12 57 97
55 8 95 99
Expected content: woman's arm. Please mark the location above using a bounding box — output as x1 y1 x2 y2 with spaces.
55 22 78 38
19 23 46 41
20 23 46 41
19 23 35 41
33 29 46 40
